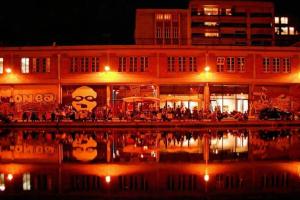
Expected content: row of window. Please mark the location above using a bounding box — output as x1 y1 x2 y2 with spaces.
167 56 197 72
70 57 100 72
0 56 293 74
216 57 245 72
262 57 291 73
192 22 272 28
118 57 149 72
156 26 179 39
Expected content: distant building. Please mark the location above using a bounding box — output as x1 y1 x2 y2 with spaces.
275 16 300 46
135 0 300 46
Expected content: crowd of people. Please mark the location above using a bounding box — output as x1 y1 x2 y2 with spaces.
2 102 300 124
12 104 250 123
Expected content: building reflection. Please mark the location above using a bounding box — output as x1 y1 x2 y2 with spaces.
1 128 300 199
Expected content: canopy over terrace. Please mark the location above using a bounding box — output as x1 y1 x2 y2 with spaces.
122 96 160 111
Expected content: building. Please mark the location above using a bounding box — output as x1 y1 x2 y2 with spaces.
1 45 300 118
275 16 299 46
0 0 300 118
136 0 276 46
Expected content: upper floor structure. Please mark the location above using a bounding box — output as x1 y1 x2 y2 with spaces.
135 0 299 46
1 45 300 86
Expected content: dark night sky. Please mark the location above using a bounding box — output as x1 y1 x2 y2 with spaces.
0 0 298 46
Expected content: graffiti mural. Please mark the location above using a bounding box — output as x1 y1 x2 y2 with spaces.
62 85 106 111
71 86 97 112
252 85 291 113
0 86 57 115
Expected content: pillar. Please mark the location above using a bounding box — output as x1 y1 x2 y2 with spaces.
106 85 111 106
203 133 210 163
203 83 210 111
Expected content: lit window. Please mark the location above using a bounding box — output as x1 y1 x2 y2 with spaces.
280 17 288 24
226 57 235 72
189 57 197 72
204 22 218 26
272 58 280 73
216 57 225 72
281 27 288 35
263 57 270 73
21 57 30 74
225 8 232 15
118 57 126 72
140 57 148 72
205 32 219 37
156 14 163 20
282 58 291 73
0 173 4 191
275 17 279 24
289 27 295 35
167 56 175 72
275 27 280 35
0 58 3 74
204 7 219 15
237 57 245 72
164 14 171 20
178 56 186 72
23 173 31 191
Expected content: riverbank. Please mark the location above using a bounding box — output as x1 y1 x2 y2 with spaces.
1 119 300 129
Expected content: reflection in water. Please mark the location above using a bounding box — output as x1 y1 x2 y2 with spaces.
1 128 300 162
1 128 300 199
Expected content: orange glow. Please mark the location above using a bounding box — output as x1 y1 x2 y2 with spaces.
105 176 111 183
5 68 12 74
0 185 5 191
204 174 209 182
204 66 210 72
7 174 13 181
104 65 111 72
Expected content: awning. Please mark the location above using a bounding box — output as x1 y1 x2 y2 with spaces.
122 96 160 103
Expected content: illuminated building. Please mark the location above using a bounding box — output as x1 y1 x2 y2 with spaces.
136 0 276 46
0 0 300 117
1 45 300 116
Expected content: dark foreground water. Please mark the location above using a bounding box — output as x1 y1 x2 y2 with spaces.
1 127 300 199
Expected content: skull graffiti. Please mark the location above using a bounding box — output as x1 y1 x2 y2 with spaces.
71 86 97 112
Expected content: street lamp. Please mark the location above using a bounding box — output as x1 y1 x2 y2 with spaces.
7 174 13 181
204 66 210 72
104 65 111 72
5 68 12 74
105 175 111 184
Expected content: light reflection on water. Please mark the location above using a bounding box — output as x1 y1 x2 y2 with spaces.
1 128 300 199
1 127 300 163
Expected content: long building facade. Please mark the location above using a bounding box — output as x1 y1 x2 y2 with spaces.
1 45 300 117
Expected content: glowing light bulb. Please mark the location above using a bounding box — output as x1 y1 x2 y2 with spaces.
105 176 111 183
7 174 13 181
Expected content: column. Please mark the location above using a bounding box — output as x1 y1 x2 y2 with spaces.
106 85 111 106
203 133 210 163
57 54 62 104
203 83 210 111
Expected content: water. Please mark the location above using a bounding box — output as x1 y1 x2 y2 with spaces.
1 127 300 199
